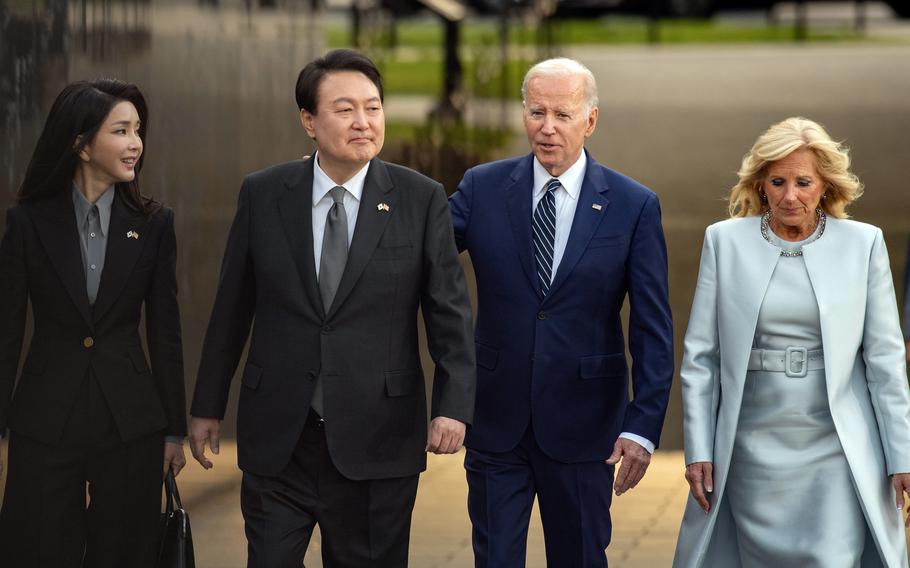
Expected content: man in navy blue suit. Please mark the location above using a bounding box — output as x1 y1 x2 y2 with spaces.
450 58 674 567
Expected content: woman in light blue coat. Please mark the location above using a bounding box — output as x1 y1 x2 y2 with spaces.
673 117 910 568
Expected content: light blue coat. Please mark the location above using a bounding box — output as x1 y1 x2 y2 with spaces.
673 215 910 568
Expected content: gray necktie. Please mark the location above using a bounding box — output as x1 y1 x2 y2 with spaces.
313 186 348 417
319 186 349 311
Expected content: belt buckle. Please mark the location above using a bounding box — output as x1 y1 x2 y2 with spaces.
785 346 808 378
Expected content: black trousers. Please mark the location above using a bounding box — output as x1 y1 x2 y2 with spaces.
241 414 420 568
0 372 163 568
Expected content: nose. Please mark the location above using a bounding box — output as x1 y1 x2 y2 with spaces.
541 115 556 134
129 130 142 151
351 108 368 130
783 183 799 202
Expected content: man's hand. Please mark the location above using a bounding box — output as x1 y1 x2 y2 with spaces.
189 416 222 469
893 472 910 527
164 441 187 478
605 437 651 496
426 417 466 454
685 461 714 513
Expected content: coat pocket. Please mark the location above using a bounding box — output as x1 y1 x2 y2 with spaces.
475 342 499 371
129 346 150 374
21 351 47 375
241 362 263 390
579 353 627 379
384 369 422 397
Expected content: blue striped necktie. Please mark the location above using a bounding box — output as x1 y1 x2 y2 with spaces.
532 178 560 296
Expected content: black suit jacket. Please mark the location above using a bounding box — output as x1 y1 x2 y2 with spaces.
191 157 475 480
0 190 186 444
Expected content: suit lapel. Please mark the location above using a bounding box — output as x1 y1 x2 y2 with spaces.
505 155 539 295
546 154 609 300
92 191 149 322
30 192 94 328
325 158 397 319
724 217 782 362
278 159 324 319
800 217 844 378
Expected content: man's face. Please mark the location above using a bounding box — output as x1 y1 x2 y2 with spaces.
301 70 384 176
523 74 598 177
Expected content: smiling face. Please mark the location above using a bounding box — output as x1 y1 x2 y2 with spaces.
78 100 143 186
523 73 597 177
301 70 384 183
762 148 826 239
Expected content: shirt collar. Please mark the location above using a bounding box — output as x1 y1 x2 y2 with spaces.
71 183 115 236
532 150 587 201
312 151 370 206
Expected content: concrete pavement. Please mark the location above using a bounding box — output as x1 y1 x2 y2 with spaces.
180 442 689 568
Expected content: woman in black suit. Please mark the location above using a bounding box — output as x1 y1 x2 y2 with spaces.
0 79 186 567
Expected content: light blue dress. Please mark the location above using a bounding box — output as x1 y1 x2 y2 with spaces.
725 223 872 567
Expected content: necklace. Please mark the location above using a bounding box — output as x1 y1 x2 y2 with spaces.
760 209 826 257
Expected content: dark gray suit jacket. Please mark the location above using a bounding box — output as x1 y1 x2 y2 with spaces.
191 157 475 479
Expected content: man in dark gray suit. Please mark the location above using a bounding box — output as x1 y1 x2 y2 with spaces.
188 50 475 567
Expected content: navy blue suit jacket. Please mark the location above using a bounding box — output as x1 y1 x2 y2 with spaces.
450 152 674 462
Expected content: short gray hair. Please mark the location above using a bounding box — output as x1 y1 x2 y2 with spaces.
521 58 598 113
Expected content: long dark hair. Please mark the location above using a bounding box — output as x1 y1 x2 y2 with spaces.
17 79 159 216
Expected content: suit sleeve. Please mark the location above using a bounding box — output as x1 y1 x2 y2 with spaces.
191 180 257 419
422 183 476 424
0 208 28 435
448 168 473 253
680 227 720 465
145 208 187 437
622 193 674 448
862 229 910 474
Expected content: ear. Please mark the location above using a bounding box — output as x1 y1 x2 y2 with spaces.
584 106 599 138
74 135 91 162
300 109 316 139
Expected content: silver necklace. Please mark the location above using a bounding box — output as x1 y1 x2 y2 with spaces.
760 209 826 257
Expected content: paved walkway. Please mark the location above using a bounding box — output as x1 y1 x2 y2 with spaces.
179 442 689 567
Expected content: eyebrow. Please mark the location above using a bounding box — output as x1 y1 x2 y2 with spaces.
330 97 381 105
110 120 139 127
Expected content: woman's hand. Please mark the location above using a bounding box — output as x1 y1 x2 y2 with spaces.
685 461 714 513
164 441 187 478
893 472 910 527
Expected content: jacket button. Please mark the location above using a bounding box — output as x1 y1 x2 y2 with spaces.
537 312 547 320
322 325 333 333
83 337 94 348
308 371 317 381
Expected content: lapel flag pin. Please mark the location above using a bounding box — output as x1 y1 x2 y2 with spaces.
126 230 139 239
591 203 603 211
377 203 390 212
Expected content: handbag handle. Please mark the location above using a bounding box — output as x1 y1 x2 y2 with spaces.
163 469 184 514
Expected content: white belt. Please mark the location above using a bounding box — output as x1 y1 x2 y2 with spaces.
747 347 824 378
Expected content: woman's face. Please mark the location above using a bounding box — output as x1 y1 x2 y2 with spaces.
762 149 825 235
79 101 143 185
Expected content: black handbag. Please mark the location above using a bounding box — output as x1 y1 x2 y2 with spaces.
157 469 196 568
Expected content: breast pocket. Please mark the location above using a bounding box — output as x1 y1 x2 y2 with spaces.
588 235 628 249
372 243 413 261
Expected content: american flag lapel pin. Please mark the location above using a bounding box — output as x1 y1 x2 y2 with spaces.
377 203 390 212
591 203 603 211
126 230 139 239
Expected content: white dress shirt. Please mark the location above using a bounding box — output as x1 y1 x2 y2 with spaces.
312 152 369 278
531 152 655 455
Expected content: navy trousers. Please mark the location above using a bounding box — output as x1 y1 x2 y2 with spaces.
465 424 614 568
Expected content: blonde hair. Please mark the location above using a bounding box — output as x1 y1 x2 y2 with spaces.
521 58 598 114
728 117 863 218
